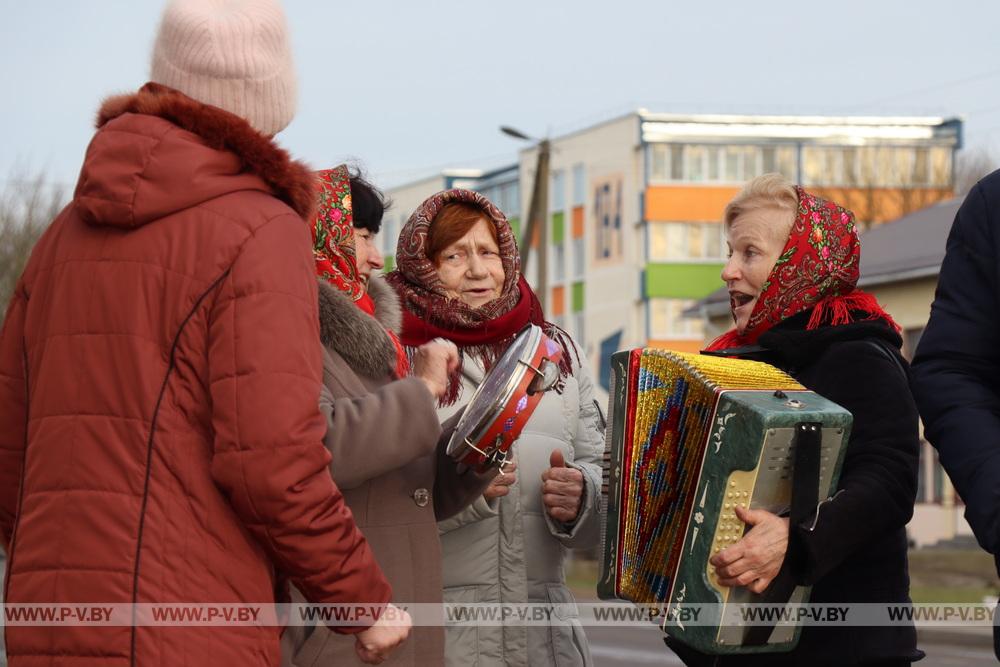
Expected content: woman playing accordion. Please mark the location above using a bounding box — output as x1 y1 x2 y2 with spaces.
665 174 923 666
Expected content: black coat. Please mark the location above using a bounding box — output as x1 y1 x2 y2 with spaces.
670 313 922 666
910 170 1000 659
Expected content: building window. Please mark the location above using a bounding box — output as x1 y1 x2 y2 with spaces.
685 146 708 182
572 163 586 206
499 182 519 215
551 170 566 211
649 298 704 339
649 144 798 184
723 147 740 182
572 312 585 347
572 237 585 279
552 243 566 283
801 145 952 188
929 147 952 187
648 222 727 261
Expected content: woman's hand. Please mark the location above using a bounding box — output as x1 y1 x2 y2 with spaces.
710 506 789 594
483 459 517 500
541 449 584 523
412 339 459 399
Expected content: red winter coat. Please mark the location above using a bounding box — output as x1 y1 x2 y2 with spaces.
0 83 391 666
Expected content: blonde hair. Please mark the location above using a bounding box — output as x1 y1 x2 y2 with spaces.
724 173 798 229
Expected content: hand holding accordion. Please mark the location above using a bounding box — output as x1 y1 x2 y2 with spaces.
710 505 789 594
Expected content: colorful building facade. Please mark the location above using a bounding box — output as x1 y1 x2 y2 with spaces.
385 112 962 399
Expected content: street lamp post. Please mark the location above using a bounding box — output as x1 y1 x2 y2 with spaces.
500 126 550 312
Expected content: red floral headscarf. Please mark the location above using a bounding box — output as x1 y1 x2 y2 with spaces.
311 166 409 376
706 186 898 351
312 166 367 305
386 189 577 404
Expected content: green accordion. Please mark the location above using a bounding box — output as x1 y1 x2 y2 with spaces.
599 349 852 654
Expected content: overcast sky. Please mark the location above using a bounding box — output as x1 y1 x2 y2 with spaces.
4 0 1000 191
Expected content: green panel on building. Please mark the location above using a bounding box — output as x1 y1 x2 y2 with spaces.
645 263 725 299
509 217 521 241
384 256 395 272
551 211 565 245
572 281 585 313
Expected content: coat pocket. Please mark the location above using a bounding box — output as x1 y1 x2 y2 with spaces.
542 584 591 667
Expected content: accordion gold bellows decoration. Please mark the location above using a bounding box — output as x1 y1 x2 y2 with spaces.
599 349 852 654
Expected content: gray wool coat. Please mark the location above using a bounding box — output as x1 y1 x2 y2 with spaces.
436 337 604 667
283 277 493 667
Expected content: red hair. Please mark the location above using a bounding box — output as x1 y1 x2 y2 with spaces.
426 203 498 266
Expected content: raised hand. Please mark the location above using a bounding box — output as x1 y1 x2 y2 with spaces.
541 449 584 523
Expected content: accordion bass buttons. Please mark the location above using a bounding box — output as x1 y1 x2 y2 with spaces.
706 469 757 600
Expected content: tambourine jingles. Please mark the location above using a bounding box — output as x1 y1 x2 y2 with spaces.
446 324 563 472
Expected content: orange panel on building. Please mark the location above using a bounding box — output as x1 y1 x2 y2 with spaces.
550 285 566 316
571 206 585 238
808 187 953 224
646 339 705 354
645 185 740 222
646 185 954 225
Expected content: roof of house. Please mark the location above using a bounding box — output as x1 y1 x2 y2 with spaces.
688 197 962 318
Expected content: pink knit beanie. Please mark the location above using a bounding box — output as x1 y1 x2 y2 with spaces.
150 0 297 136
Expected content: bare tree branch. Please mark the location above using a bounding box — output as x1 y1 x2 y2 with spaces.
954 148 997 196
0 171 66 312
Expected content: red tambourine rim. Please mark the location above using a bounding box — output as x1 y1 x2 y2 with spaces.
450 327 563 471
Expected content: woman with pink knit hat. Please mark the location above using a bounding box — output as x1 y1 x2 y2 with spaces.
0 2 409 665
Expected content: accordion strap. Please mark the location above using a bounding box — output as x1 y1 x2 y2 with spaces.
742 421 822 647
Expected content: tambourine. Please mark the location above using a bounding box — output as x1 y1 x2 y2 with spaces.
446 324 563 472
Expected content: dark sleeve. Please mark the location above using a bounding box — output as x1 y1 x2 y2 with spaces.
320 376 443 490
432 408 497 521
910 181 1000 554
791 340 920 584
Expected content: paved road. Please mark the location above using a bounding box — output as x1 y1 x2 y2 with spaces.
586 624 997 666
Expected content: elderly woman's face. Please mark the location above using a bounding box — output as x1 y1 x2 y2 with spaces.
721 207 793 333
435 217 505 308
353 227 383 292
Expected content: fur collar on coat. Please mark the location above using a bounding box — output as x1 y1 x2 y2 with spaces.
96 82 315 220
318 276 402 379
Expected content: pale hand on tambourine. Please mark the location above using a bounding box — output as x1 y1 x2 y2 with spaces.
446 324 563 473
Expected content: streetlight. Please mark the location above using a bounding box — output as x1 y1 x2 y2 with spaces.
500 125 550 311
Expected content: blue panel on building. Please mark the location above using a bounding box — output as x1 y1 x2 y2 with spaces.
598 329 624 392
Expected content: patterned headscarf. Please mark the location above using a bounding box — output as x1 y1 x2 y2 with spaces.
389 188 521 328
706 186 898 351
310 165 409 376
386 188 577 404
312 165 365 304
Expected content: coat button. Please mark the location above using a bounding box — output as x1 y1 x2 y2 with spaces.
412 488 430 507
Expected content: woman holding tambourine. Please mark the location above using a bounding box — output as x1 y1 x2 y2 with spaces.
386 189 604 666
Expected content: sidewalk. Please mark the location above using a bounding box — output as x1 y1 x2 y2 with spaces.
918 624 993 648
